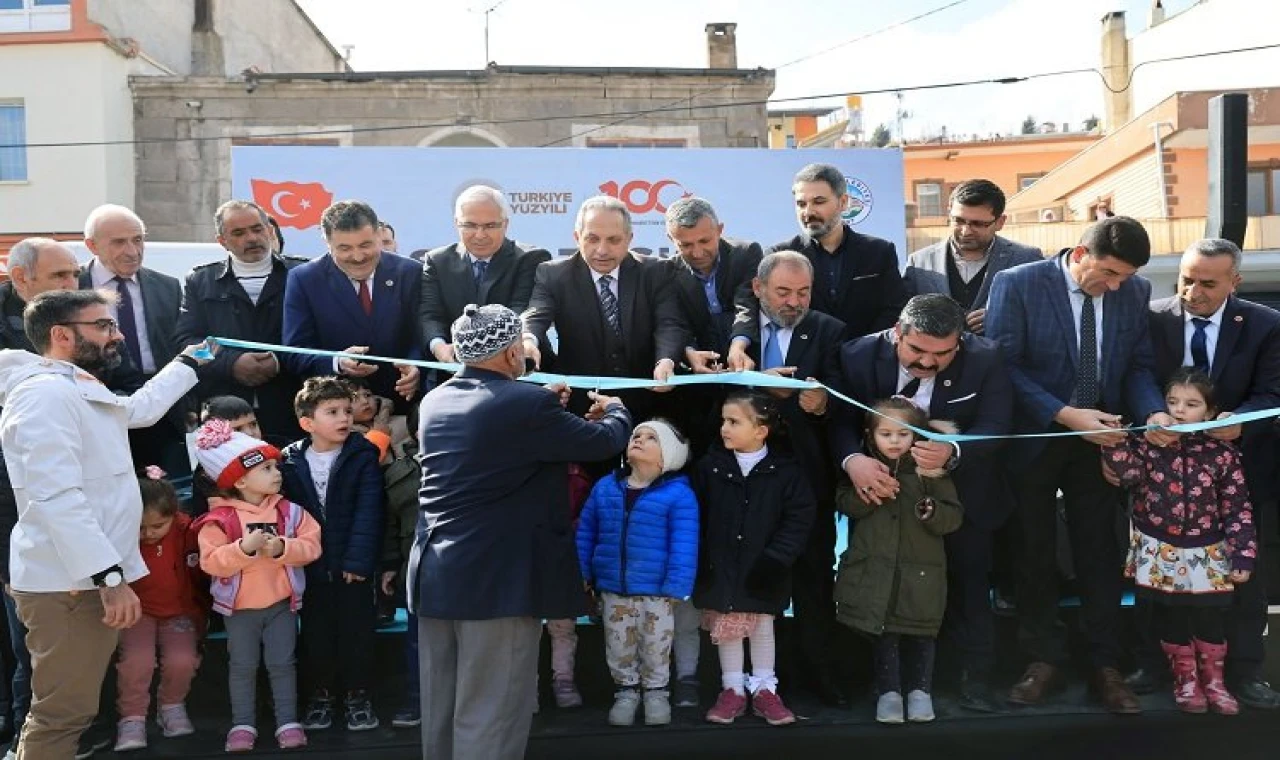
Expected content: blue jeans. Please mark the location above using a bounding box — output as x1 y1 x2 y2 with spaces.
4 590 30 742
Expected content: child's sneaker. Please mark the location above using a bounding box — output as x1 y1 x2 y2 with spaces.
553 678 583 708
906 690 935 723
301 692 333 730
391 705 421 728
113 718 147 752
643 689 671 726
224 725 257 753
705 688 748 724
275 723 307 749
876 691 905 724
157 703 195 738
607 688 641 726
751 689 796 726
345 690 380 731
673 677 700 707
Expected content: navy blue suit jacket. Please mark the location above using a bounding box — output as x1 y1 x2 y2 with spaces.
830 330 1014 530
986 255 1164 462
282 253 424 403
1149 295 1280 502
408 367 632 620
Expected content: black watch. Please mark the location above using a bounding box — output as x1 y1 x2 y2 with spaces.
91 566 124 588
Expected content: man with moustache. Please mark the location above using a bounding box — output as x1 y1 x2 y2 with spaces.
832 294 1014 712
728 163 904 370
731 251 846 706
1133 238 1280 708
177 200 308 443
904 180 1043 334
521 195 684 427
0 289 212 758
420 186 551 363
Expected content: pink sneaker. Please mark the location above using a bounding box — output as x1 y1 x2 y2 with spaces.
705 688 748 724
275 723 308 749
224 725 257 753
751 689 796 726
114 717 148 752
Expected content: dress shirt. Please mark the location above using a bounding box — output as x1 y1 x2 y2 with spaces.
90 261 156 374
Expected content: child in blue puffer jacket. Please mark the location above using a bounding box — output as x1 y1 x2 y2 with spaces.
577 419 699 729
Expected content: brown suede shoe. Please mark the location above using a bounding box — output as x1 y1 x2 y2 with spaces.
1092 667 1142 715
1008 662 1065 706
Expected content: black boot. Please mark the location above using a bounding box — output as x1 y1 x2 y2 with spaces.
957 668 1002 713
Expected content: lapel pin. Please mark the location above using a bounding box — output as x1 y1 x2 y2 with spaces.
943 379 952 387
800 334 809 340
1234 315 1243 322
385 280 394 287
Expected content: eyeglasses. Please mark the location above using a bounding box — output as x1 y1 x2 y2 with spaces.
949 216 998 230
58 318 120 333
456 222 505 232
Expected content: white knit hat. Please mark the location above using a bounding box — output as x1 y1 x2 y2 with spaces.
451 303 522 363
194 418 281 489
635 419 690 473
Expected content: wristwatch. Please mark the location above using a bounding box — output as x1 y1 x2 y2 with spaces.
91 566 124 589
175 355 200 371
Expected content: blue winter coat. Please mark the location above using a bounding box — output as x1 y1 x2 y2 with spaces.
576 471 699 599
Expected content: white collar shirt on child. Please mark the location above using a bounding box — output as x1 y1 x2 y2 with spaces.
734 445 769 476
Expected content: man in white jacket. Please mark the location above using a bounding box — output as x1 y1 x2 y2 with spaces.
0 289 214 759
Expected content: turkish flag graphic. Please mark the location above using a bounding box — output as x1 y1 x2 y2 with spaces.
251 180 334 230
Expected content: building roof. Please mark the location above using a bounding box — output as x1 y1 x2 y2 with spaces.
249 64 774 83
767 106 839 117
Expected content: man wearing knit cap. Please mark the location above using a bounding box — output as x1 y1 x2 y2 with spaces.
410 304 632 760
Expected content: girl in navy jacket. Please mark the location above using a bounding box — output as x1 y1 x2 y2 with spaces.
576 419 698 728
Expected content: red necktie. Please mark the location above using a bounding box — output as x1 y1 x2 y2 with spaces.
358 279 373 317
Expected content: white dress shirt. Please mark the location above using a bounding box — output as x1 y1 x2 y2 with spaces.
91 260 156 374
897 365 935 411
1182 300 1226 370
590 267 620 300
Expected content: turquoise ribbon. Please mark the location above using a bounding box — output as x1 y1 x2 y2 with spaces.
205 337 1279 443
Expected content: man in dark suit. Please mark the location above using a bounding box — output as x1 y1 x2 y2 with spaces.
832 294 1013 712
728 163 905 366
282 200 424 412
419 185 551 362
1136 238 1280 708
734 251 846 705
409 304 631 760
658 196 761 455
904 179 1043 334
176 200 307 444
521 196 684 422
986 216 1172 715
81 204 190 477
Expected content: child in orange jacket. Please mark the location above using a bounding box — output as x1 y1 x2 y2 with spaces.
193 420 322 753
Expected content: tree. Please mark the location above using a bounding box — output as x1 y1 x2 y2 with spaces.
1021 115 1038 134
871 123 892 148
1083 114 1100 131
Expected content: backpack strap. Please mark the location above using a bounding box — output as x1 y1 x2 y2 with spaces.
191 506 243 543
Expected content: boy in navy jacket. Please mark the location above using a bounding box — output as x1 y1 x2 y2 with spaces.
281 376 386 732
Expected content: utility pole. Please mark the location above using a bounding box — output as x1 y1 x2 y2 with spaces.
476 0 511 64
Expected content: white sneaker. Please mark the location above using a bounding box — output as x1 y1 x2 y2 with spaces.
608 689 641 726
643 689 671 726
876 691 905 724
906 689 935 722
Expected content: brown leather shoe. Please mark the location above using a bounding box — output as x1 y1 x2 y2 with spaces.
1093 667 1142 715
1008 662 1064 705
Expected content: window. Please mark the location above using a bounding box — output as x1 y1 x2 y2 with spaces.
915 181 943 217
785 134 796 149
1247 169 1276 216
0 104 26 181
0 0 70 32
1018 173 1046 191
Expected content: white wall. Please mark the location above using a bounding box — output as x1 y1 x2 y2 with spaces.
1131 0 1280 116
89 0 193 74
0 43 135 234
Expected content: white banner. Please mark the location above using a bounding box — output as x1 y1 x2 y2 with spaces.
231 146 906 261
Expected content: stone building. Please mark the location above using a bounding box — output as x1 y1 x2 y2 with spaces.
131 22 775 242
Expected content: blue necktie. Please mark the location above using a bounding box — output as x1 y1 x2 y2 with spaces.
472 259 489 289
1076 293 1099 409
762 322 784 370
598 275 621 336
1190 318 1211 373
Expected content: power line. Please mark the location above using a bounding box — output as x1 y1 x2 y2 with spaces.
5 41 1279 150
538 0 974 147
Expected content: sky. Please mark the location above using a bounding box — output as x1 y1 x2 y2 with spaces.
296 0 1203 140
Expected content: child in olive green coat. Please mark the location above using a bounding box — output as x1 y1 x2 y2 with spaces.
834 397 962 725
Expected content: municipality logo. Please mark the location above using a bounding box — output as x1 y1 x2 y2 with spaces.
842 177 873 225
